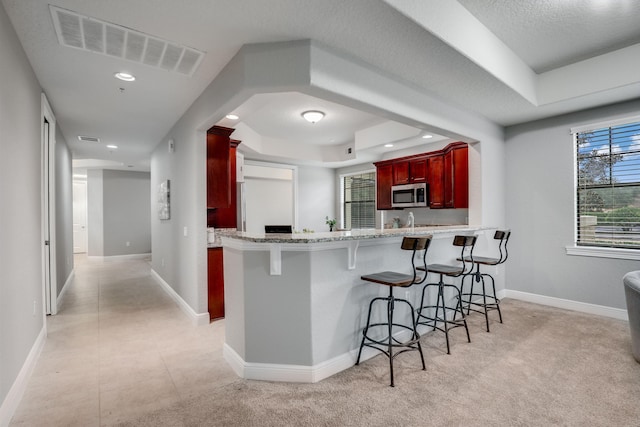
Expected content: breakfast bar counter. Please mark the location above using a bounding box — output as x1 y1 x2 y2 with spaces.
219 225 493 383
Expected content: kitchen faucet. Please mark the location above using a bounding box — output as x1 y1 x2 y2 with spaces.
408 211 414 230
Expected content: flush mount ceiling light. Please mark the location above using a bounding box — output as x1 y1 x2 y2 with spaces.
114 72 135 82
422 134 433 139
301 110 325 124
106 144 118 149
226 114 239 120
384 143 394 148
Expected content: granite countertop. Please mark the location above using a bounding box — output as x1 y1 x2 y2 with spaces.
215 225 485 244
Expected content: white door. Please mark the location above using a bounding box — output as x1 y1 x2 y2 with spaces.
73 180 87 253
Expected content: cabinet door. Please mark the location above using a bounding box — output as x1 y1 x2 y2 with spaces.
392 161 410 185
208 248 224 321
211 142 238 228
206 126 234 209
409 157 427 183
452 147 468 208
444 150 454 207
428 155 445 208
376 164 393 210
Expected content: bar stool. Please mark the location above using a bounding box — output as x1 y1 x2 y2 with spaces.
415 235 476 354
459 230 511 332
356 235 432 387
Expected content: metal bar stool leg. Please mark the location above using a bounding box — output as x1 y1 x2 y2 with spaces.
487 273 503 323
439 282 452 355
456 285 471 343
387 290 395 387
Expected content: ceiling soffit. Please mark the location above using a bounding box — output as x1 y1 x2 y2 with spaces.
384 0 640 109
195 40 502 167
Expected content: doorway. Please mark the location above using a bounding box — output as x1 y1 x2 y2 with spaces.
72 179 88 253
42 94 57 315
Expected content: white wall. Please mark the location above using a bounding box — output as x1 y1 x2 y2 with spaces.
54 127 74 295
297 165 335 232
87 170 151 257
103 170 151 256
505 99 640 309
0 1 52 420
87 170 104 256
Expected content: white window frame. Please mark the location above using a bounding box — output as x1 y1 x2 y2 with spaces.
566 114 640 261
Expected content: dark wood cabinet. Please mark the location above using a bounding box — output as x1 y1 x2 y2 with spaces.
374 142 468 210
375 163 394 210
392 161 410 185
445 145 468 208
409 157 427 183
209 140 239 228
207 247 224 321
207 126 240 228
392 157 427 185
206 126 234 209
428 155 445 208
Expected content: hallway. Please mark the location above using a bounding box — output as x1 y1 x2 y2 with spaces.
10 256 236 426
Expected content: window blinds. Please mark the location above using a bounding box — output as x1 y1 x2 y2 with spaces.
343 172 376 229
575 119 640 248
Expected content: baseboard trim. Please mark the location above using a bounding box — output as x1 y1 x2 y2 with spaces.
504 289 628 321
86 253 151 262
150 269 209 326
222 332 411 383
56 269 75 308
0 326 46 427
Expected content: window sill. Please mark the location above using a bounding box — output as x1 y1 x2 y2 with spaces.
565 245 640 261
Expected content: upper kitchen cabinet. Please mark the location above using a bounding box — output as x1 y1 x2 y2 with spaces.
392 156 427 185
207 126 240 228
444 143 468 208
375 163 393 210
374 142 468 210
207 126 234 209
428 142 468 209
428 154 445 208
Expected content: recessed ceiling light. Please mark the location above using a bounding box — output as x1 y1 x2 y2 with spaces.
384 144 394 148
226 114 239 120
301 110 325 124
106 144 118 149
114 72 135 82
422 134 433 139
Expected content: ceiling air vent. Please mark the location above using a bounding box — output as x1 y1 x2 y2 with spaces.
50 5 204 77
78 136 101 143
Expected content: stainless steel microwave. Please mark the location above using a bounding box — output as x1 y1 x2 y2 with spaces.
391 183 428 208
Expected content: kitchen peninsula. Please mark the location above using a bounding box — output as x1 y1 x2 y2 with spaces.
219 225 492 383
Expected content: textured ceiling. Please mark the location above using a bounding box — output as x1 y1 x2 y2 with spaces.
2 0 639 169
458 0 640 73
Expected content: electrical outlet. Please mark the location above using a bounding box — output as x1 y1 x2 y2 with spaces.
183 226 188 237
161 258 165 267
126 241 130 247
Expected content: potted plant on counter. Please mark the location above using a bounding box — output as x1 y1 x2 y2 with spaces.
325 216 337 232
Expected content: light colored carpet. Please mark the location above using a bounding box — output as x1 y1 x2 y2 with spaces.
118 299 640 426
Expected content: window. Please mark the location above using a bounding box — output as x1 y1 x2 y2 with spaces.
574 117 640 250
342 171 376 229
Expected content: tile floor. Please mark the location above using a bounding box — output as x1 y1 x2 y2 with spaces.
10 255 237 426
